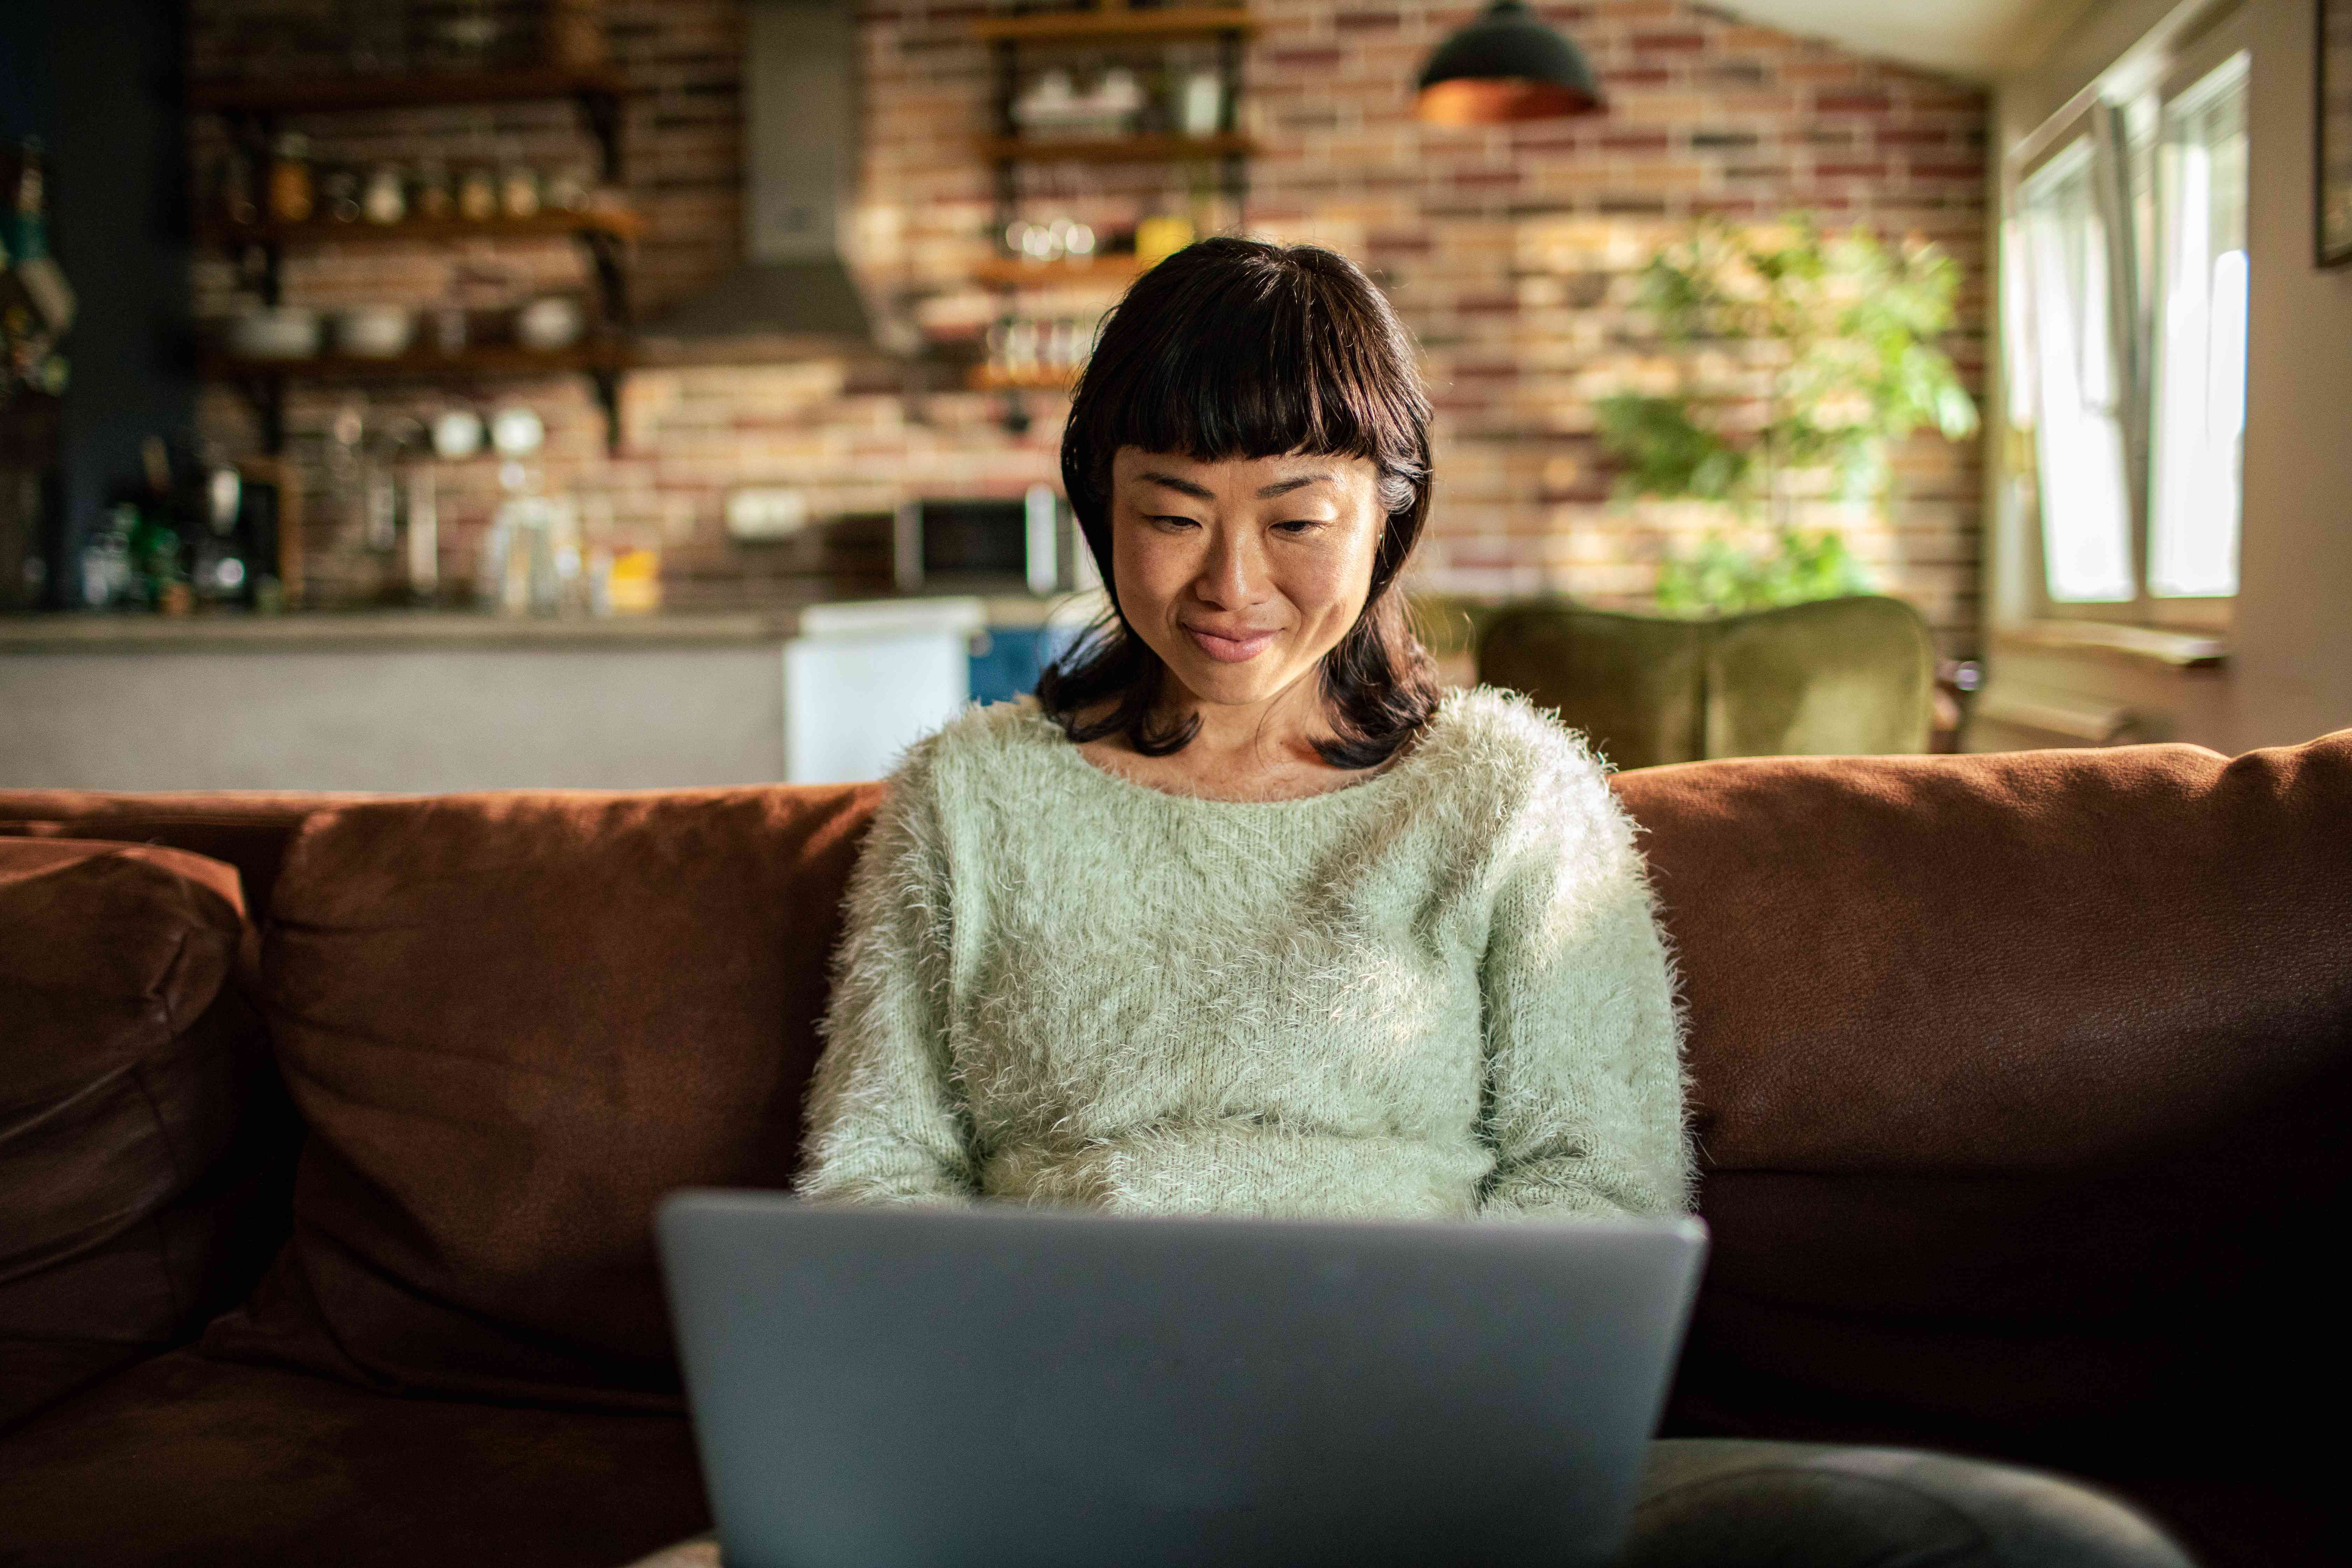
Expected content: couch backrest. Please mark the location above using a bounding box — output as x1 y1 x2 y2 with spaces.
0 790 339 925
10 735 2346 1468
1614 733 2352 1463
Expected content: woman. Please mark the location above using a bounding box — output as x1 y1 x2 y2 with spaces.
798 239 2188 1567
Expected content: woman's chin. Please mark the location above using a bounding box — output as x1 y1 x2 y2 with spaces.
1164 653 1295 710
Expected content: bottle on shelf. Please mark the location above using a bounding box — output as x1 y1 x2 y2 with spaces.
267 132 315 224
76 506 133 608
403 465 439 602
130 436 195 613
3 137 74 397
190 463 254 607
1178 67 1224 135
498 143 540 219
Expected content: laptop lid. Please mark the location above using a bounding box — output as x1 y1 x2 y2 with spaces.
659 1193 1707 1568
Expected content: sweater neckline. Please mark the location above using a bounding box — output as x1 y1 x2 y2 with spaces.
1023 702 1443 811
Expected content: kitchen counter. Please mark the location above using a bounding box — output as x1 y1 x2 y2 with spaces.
0 609 808 651
0 594 1083 653
0 595 1095 792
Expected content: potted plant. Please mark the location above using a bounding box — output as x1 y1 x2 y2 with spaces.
1595 220 1978 615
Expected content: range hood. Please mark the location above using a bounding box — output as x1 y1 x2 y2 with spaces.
645 0 876 348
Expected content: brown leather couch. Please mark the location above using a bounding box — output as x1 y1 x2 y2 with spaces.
3 735 2347 1568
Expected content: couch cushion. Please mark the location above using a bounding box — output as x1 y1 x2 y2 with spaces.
1614 734 2352 1462
203 785 880 1408
0 790 337 924
0 839 277 1431
0 1350 704 1568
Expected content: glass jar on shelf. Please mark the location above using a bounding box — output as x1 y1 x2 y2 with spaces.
362 162 406 225
498 150 540 220
544 162 593 214
412 159 453 221
456 163 498 222
266 132 313 224
321 166 363 224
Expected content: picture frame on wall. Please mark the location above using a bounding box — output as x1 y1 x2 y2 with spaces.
2320 0 2352 264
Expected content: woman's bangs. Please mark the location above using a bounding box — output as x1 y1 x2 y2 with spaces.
1100 278 1399 469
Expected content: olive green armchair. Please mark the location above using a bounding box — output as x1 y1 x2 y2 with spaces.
1472 596 1936 770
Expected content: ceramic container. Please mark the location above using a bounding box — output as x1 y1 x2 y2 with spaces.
515 296 585 351
335 305 414 359
226 306 321 360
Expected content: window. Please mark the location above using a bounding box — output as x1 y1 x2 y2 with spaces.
2006 30 2250 622
2147 53 2249 598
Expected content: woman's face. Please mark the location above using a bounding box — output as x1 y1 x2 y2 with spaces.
1108 447 1385 717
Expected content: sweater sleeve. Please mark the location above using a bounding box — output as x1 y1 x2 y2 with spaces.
1474 762 1692 1221
795 741 979 1204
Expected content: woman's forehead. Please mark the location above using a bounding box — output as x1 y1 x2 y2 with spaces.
1111 448 1378 487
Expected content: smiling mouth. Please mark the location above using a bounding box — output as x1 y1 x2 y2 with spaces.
1182 623 1281 664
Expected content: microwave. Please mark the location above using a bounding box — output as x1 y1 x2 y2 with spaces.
894 485 1091 595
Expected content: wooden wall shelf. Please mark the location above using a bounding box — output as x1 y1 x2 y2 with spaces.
203 344 632 456
187 67 628 117
189 66 628 184
203 343 629 381
969 363 1082 391
199 210 644 245
972 8 1257 42
976 132 1258 163
969 255 1146 286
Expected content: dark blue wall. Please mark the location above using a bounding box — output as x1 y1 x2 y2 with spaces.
2 0 193 604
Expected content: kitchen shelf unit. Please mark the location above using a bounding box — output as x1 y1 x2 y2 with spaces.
971 6 1257 280
202 342 635 458
188 68 630 182
187 66 641 457
199 208 645 327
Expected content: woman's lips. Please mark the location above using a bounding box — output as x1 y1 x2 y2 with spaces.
1182 623 1280 663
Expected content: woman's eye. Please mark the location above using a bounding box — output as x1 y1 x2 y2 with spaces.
1151 514 1201 530
1273 519 1323 536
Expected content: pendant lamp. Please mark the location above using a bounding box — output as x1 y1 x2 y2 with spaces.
1415 0 1605 125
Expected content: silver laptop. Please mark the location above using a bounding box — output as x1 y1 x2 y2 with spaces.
658 1192 1707 1568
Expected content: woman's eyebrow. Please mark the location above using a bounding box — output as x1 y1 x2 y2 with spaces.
1256 474 1334 498
1137 471 1216 499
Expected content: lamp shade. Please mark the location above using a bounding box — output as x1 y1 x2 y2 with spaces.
1415 0 1604 125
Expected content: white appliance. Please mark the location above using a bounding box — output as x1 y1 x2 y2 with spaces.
782 597 986 784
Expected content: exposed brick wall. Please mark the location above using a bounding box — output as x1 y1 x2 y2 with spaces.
186 0 1986 644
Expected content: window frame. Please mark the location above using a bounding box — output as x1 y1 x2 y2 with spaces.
2002 8 2250 634
2142 33 2251 617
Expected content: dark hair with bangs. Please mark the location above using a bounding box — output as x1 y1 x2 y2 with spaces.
1038 237 1440 769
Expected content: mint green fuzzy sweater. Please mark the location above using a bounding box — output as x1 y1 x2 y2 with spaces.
797 688 1691 1220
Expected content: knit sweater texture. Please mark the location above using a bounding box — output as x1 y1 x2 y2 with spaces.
797 687 1692 1221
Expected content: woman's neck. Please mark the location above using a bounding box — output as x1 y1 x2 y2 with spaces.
1077 678 1372 803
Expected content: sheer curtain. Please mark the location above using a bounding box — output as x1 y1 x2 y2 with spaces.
2019 140 2137 603
2148 55 2250 599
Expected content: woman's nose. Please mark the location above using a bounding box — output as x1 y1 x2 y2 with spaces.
1194 530 1261 608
